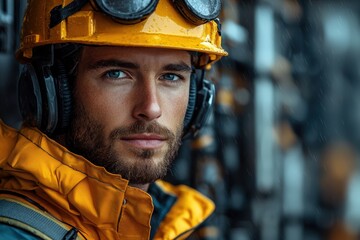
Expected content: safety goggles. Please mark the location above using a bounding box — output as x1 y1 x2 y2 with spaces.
50 0 222 28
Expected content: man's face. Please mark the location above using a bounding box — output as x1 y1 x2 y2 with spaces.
67 46 192 185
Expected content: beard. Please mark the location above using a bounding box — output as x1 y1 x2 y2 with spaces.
66 103 183 185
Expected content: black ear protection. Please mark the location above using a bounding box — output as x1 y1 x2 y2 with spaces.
18 45 215 138
183 69 215 139
18 45 72 135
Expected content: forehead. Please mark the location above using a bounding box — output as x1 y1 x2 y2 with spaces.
80 46 192 63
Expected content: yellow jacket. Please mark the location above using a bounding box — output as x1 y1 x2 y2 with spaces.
0 120 215 239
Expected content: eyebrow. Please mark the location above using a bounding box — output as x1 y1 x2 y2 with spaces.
86 59 192 73
162 62 192 73
87 59 139 70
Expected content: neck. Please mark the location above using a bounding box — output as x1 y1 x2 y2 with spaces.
53 134 66 146
129 183 150 192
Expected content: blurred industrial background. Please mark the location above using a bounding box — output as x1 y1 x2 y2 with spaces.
1 1 360 240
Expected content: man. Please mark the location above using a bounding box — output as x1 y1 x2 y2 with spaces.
0 0 227 239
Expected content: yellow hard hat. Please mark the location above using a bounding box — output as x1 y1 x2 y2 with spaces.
17 0 228 68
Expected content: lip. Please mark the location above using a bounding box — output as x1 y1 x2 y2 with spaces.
120 134 167 149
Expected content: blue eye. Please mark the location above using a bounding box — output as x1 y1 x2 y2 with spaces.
105 70 126 79
161 73 181 81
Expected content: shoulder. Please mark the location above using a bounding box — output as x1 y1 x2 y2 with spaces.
151 180 215 239
155 180 215 212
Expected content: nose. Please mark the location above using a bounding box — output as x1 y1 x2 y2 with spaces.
132 81 162 121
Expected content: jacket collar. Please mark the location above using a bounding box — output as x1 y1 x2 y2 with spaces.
0 121 215 239
0 121 153 239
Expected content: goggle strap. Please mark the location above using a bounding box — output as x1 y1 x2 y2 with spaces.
50 0 88 28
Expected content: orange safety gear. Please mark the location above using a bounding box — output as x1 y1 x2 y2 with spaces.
17 0 227 68
0 120 215 239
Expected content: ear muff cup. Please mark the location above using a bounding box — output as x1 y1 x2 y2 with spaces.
18 64 43 128
183 71 216 139
18 59 72 135
184 73 197 129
